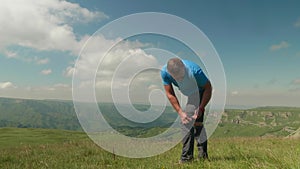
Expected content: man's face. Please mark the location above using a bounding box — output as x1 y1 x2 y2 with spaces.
170 68 185 82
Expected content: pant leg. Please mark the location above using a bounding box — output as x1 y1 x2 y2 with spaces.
181 91 207 160
194 118 208 158
181 125 194 161
187 91 208 158
180 105 196 161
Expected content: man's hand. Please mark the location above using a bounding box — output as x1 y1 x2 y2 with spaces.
192 106 205 120
179 111 192 124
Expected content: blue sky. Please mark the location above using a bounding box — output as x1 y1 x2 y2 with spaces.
0 0 300 107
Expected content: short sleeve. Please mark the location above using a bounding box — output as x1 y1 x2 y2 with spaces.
160 69 172 85
194 69 208 88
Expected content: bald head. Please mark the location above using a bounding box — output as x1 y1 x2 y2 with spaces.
167 58 185 81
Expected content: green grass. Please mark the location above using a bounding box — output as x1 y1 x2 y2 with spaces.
0 128 88 149
0 128 299 169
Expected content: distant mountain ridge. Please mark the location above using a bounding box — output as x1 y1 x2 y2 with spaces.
214 107 300 137
0 97 81 130
0 97 177 136
0 97 299 138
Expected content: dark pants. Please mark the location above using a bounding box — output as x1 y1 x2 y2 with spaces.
181 92 208 161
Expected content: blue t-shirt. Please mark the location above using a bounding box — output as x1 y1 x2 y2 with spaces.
160 60 208 96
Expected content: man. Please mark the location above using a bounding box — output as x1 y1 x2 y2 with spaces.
160 58 212 163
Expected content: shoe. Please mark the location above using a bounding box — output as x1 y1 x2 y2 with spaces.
199 152 208 159
198 148 209 160
198 151 208 160
178 158 193 164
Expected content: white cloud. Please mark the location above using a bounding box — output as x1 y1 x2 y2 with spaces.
4 50 18 58
37 83 71 91
0 84 72 100
231 91 239 96
226 91 300 107
41 69 52 75
3 50 50 65
53 83 70 88
35 83 71 91
269 41 289 51
69 35 163 102
0 82 16 89
71 35 153 80
0 0 108 53
35 58 50 65
63 66 75 77
291 79 300 85
294 18 300 28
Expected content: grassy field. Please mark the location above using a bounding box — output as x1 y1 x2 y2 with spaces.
0 128 299 169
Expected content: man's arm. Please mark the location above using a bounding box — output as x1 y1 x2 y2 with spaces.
191 81 212 121
164 84 191 124
198 81 212 114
